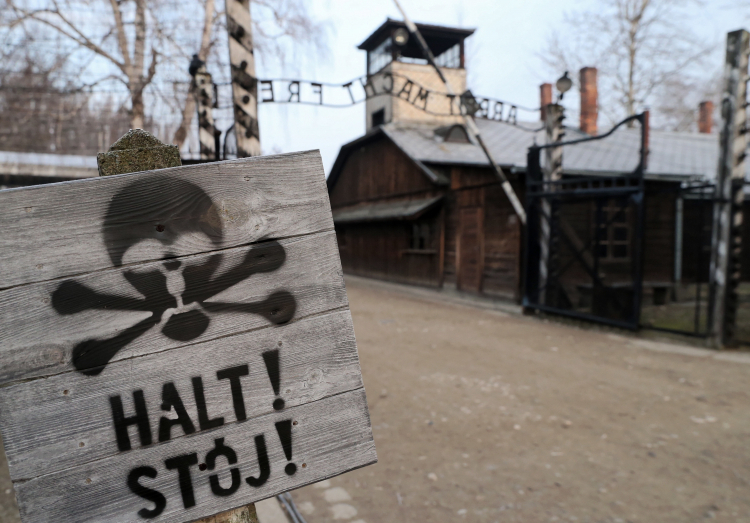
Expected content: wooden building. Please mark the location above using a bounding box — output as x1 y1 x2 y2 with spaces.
328 20 748 304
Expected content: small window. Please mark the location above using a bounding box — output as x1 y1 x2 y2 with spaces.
445 125 470 143
372 109 385 127
434 43 461 68
593 200 631 261
410 222 431 250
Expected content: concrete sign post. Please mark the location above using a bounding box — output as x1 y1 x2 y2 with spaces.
0 131 376 523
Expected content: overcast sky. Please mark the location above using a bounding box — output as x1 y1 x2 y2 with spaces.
254 0 747 174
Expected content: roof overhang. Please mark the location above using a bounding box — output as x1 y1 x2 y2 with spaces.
327 126 448 193
333 195 443 224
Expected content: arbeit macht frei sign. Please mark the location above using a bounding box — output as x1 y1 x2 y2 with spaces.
0 150 376 523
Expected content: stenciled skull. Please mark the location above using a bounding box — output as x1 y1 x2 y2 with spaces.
52 177 296 376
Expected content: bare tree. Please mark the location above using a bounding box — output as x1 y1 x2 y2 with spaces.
3 0 326 145
540 0 715 129
0 53 131 154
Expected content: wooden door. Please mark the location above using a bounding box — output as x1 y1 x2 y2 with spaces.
457 207 484 292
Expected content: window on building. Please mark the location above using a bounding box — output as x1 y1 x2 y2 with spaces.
371 109 385 127
368 37 393 75
594 200 631 260
410 221 432 250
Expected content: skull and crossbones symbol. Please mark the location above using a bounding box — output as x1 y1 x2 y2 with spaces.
51 177 296 376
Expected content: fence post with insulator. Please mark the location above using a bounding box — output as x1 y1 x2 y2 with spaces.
190 56 218 161
710 29 750 348
539 103 564 305
226 0 261 158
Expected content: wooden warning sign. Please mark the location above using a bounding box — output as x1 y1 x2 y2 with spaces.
0 151 376 523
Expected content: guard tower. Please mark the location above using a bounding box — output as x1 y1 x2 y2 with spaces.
358 19 475 130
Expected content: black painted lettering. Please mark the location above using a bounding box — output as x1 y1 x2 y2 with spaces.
245 434 270 487
128 467 167 519
158 382 196 442
397 80 414 100
287 81 300 102
192 376 225 431
275 419 297 476
260 80 274 102
164 453 199 509
311 83 323 105
217 364 250 422
205 438 241 497
262 350 284 410
110 390 152 452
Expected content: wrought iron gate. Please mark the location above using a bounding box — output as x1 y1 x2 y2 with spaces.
523 113 648 330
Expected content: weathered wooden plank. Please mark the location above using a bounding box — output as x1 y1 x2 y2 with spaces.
0 309 360 482
0 151 332 289
0 230 346 383
14 389 376 523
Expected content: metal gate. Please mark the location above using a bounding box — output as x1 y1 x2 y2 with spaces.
640 183 714 336
523 113 648 330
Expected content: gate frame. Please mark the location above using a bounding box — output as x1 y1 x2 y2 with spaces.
523 112 649 330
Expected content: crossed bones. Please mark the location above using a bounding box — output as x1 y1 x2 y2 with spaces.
52 241 296 376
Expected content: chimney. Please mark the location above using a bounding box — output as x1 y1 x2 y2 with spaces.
579 67 598 135
698 101 713 133
540 83 552 121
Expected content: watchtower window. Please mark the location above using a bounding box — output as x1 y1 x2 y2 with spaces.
434 43 461 68
593 200 631 260
372 109 385 127
410 221 432 250
368 37 392 75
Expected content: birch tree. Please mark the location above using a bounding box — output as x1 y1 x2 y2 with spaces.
540 0 715 129
3 0 325 143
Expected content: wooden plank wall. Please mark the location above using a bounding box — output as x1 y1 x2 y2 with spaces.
642 182 677 282
336 218 442 287
329 139 435 208
444 166 522 299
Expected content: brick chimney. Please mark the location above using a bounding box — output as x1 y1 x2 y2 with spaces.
540 83 552 121
698 101 713 133
579 67 598 135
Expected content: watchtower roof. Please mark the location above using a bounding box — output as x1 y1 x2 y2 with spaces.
358 18 475 59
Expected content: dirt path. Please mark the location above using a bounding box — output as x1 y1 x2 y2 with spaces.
1 276 749 523
290 277 750 523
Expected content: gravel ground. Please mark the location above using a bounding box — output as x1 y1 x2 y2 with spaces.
290 276 750 523
1 275 749 523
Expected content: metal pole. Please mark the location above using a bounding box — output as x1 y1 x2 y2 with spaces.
226 0 261 158
709 29 749 348
391 0 526 225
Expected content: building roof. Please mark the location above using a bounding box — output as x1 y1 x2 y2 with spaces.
382 119 732 182
332 195 443 224
0 151 98 179
327 117 745 193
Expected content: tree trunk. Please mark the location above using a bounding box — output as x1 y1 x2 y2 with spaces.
131 88 145 129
